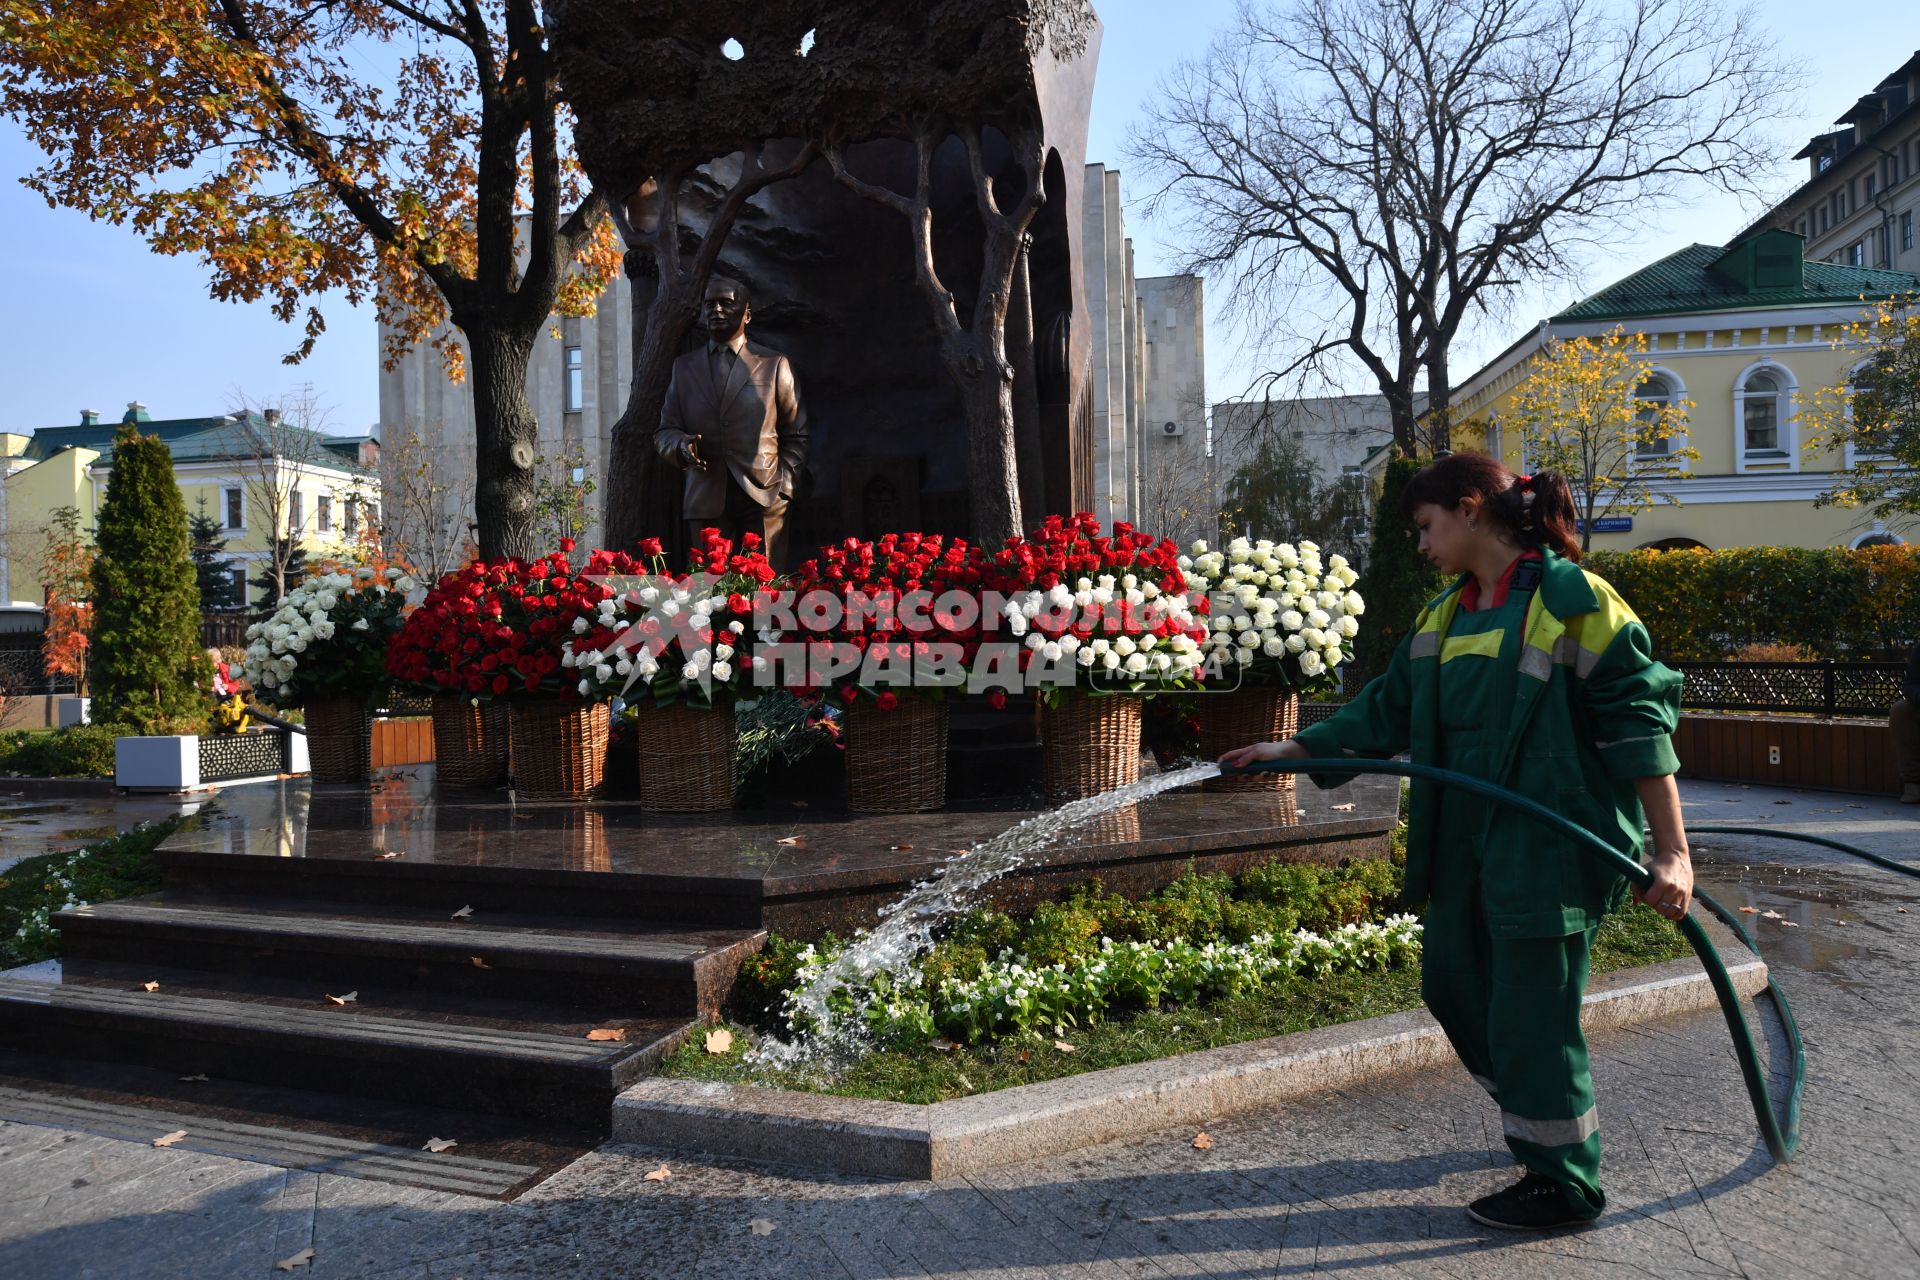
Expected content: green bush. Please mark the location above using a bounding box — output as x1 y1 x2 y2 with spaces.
1585 544 1920 660
88 424 208 731
0 725 119 778
1 816 179 965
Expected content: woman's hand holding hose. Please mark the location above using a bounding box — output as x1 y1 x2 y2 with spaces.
1218 739 1310 769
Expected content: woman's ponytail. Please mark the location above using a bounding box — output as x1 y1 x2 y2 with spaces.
1402 453 1584 561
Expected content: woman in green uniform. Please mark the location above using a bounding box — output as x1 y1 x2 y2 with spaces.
1221 452 1692 1232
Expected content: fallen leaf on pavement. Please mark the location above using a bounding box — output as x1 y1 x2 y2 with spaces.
451 905 473 920
325 991 358 1005
890 843 914 851
471 956 493 971
587 1027 627 1041
750 1218 777 1236
141 981 159 992
956 1073 974 1091
1192 1132 1213 1150
1053 1039 1077 1053
1761 910 1785 920
1900 907 1910 914
704 1028 734 1055
930 1037 957 1054
178 1074 209 1083
1835 921 1849 928
1330 803 1356 811
1780 921 1800 928
776 834 806 847
1738 906 1760 914
152 1130 188 1148
274 1247 315 1271
423 1137 458 1153
1015 1049 1031 1064
643 1163 671 1182
1773 799 1793 805
373 850 403 860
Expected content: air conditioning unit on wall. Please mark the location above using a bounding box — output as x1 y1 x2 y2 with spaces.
1161 420 1185 437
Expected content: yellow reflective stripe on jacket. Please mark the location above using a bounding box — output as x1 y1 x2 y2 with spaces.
1440 630 1504 662
1565 571 1641 675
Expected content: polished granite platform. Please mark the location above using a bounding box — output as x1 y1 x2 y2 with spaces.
155 767 1401 934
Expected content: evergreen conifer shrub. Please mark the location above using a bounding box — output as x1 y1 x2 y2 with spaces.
1350 453 1442 691
88 425 208 732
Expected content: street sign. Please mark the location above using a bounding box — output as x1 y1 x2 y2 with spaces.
1578 517 1633 533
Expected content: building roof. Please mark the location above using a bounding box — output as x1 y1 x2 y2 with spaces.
23 409 375 473
1552 238 1920 323
1751 49 1920 232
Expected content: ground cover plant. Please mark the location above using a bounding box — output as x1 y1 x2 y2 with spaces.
662 851 1692 1103
0 816 182 965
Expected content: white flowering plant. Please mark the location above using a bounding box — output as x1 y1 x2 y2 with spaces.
1179 537 1364 694
243 566 414 708
773 915 1423 1046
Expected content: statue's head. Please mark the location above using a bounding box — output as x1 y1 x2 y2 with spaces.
704 275 751 343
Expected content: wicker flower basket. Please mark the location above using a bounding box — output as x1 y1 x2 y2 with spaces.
843 697 949 813
431 693 509 789
1038 695 1144 804
303 697 372 785
635 701 738 812
507 699 610 801
1193 687 1300 794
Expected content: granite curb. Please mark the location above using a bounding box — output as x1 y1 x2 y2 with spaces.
612 915 1768 1180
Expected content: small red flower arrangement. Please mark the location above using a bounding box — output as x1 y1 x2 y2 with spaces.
387 539 639 700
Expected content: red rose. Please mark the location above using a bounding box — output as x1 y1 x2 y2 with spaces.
875 691 899 711
559 537 576 554
491 674 511 695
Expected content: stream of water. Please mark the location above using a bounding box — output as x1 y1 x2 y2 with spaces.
746 761 1225 1076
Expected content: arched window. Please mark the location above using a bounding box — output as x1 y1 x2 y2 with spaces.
1734 360 1798 472
1845 359 1892 463
1633 374 1675 458
1742 370 1781 450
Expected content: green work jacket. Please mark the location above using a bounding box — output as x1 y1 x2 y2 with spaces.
1293 551 1683 938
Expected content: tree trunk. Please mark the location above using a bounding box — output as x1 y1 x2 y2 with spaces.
945 333 1024 545
1425 346 1453 455
603 247 699 559
1007 234 1047 524
467 324 540 561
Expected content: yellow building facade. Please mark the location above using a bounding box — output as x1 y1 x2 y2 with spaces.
1452 232 1920 552
1 405 379 607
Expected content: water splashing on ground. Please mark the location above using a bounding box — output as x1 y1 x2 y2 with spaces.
747 761 1224 1076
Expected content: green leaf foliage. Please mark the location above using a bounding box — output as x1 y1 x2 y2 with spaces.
1586 544 1920 660
87 425 209 732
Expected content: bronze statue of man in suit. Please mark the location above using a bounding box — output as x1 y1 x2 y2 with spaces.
656 276 809 567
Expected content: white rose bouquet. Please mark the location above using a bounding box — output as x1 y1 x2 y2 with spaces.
243 566 414 708
1179 537 1363 694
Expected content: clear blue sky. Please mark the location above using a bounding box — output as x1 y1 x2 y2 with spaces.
1 2 1914 434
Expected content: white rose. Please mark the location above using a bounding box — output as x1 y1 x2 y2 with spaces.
1263 636 1287 658
1307 609 1332 630
1323 644 1345 668
285 634 308 653
688 613 711 634
1335 616 1359 639
712 661 732 682
1299 650 1325 677
578 679 592 696
1089 638 1110 656
1114 635 1136 657
1076 646 1096 666
1302 627 1326 648
729 620 745 634
1153 653 1172 672
1102 650 1120 670
715 643 735 661
311 619 335 641
1041 641 1062 661
1280 610 1304 632
1238 629 1260 649
1285 634 1306 653
351 618 370 632
1342 591 1365 615
681 661 701 681
572 616 590 634
1124 653 1148 675
1057 634 1080 654
593 663 614 683
615 658 633 677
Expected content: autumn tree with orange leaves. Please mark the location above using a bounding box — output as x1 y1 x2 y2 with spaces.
0 0 621 558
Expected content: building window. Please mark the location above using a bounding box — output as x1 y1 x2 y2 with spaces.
344 497 360 536
1820 206 1830 232
1847 241 1864 267
1904 211 1915 252
317 494 332 533
1848 362 1893 461
564 345 584 413
223 487 244 530
1735 363 1797 472
1632 375 1675 457
289 489 303 532
229 568 249 607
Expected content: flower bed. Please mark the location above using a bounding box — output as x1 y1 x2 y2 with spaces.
1 816 181 965
664 855 1690 1103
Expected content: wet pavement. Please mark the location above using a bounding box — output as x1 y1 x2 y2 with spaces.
0 792 200 875
0 778 1916 1278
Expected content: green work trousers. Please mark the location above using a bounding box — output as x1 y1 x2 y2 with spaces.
1422 852 1606 1219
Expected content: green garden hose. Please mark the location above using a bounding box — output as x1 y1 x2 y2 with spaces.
1222 757 1817 1161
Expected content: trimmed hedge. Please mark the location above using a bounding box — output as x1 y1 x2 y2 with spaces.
1584 545 1920 661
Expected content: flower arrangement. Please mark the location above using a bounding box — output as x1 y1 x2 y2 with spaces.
244 565 413 707
785 530 995 707
992 514 1211 706
386 539 628 701
1179 536 1363 692
567 528 779 714
776 915 1423 1046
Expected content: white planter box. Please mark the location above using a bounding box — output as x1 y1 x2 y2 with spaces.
115 735 198 792
56 697 90 727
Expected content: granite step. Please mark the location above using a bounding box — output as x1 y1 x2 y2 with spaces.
0 973 695 1126
53 896 765 1016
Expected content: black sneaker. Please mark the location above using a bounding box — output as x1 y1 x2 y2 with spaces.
1466 1173 1598 1231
